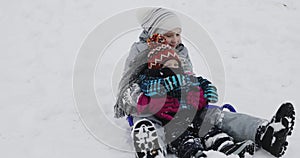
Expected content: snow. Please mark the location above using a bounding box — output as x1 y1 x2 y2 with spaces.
0 0 299 158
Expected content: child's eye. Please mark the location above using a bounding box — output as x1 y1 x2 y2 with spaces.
176 33 180 37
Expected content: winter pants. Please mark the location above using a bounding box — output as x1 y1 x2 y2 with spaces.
132 107 269 150
199 108 269 142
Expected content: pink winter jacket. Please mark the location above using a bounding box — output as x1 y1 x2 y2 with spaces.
137 87 207 121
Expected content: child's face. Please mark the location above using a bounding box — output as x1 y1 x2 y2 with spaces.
162 59 179 69
163 28 182 48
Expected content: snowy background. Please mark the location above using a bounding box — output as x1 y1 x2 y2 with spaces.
1 0 300 158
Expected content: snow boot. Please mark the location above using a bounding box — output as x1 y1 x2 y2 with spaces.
203 127 255 158
166 126 206 158
176 136 207 158
132 119 166 158
256 102 295 157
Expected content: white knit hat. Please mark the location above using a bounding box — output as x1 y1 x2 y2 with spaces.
136 8 182 36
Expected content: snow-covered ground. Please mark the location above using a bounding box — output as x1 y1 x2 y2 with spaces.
1 0 299 158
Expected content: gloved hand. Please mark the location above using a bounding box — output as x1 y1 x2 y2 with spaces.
137 94 179 121
197 77 218 103
123 83 142 106
186 87 207 110
139 74 186 97
203 84 218 103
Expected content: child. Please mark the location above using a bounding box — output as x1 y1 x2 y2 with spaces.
135 42 256 158
134 42 207 158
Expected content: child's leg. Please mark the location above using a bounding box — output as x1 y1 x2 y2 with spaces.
217 110 268 142
201 103 295 157
218 103 295 157
163 109 207 158
197 107 267 142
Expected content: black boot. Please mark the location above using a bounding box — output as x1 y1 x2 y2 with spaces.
203 127 255 158
177 136 207 158
167 126 206 158
256 102 295 157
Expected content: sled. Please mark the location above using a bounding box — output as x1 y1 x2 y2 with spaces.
126 104 237 127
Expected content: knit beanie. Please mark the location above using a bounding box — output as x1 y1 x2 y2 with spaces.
147 43 181 70
136 8 182 36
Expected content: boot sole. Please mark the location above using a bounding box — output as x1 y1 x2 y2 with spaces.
132 119 165 158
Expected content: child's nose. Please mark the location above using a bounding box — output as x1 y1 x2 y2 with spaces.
171 36 177 43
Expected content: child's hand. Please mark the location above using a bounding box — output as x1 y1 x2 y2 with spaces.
197 77 218 103
203 84 218 103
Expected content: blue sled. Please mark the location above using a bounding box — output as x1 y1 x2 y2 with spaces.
127 104 237 127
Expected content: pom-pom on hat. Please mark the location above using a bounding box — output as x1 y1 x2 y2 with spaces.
147 43 180 70
136 7 182 36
